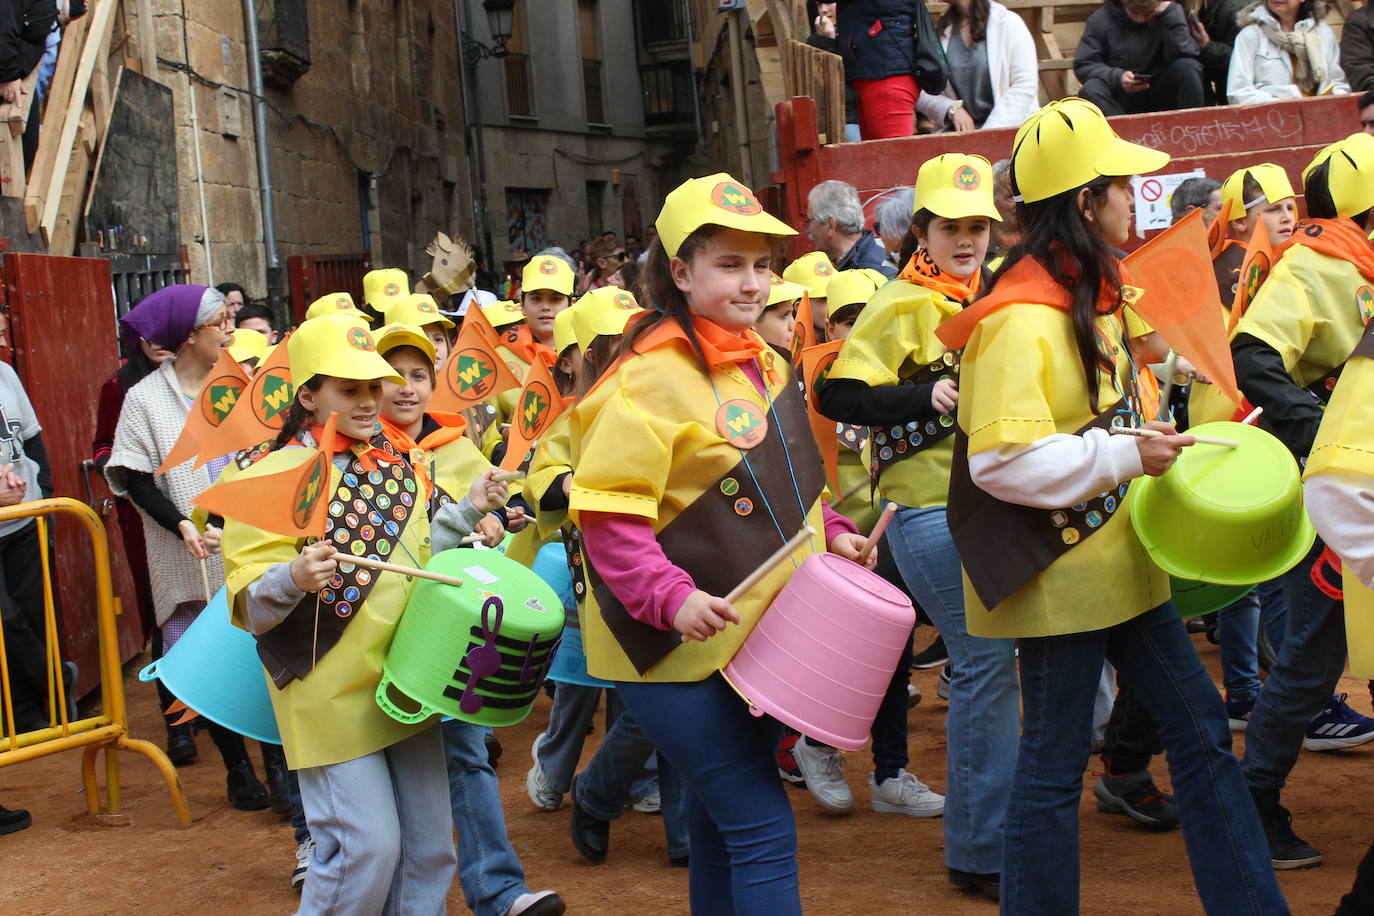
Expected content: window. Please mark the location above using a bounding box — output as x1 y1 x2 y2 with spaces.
641 62 694 127
503 4 534 117
506 189 549 256
256 0 311 90
578 0 605 124
585 181 606 237
636 0 689 44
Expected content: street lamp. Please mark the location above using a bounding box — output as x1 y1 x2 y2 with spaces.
464 0 517 61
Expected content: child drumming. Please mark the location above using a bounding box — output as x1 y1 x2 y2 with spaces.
567 174 870 914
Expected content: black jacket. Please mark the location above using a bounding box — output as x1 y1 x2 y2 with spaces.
1074 0 1199 88
836 0 921 82
0 0 57 83
1342 4 1374 92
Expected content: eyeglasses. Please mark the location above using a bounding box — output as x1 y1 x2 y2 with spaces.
610 250 627 260
197 312 232 331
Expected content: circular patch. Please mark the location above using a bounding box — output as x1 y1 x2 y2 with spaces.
400 492 413 507
574 581 585 597
895 439 908 454
954 165 982 190
327 573 344 588
348 327 377 352
1051 511 1068 528
906 421 918 431
1104 496 1117 513
909 432 923 448
385 479 399 495
351 540 365 556
1086 511 1103 528
356 569 371 586
416 299 437 314
1061 527 1080 545
720 478 740 497
329 501 344 518
378 540 392 556
343 473 358 487
815 261 833 276
360 525 375 541
353 499 368 514
614 292 637 310
925 422 939 436
405 478 417 493
384 521 399 536
377 494 392 510
335 296 352 310
715 399 768 449
1119 484 1129 498
1072 502 1088 512
368 471 383 485
539 258 558 275
889 426 903 439
875 432 888 445
734 498 754 516
360 484 375 499
939 414 954 428
320 589 335 604
336 602 353 618
843 429 857 443
393 506 407 521
368 510 384 525
343 586 361 602
943 352 956 366
344 513 359 528
337 561 355 574
447 347 502 400
1327 377 1338 390
710 180 763 215
335 529 351 544
879 446 894 461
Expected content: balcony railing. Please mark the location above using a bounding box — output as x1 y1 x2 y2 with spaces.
637 0 689 45
583 58 605 124
504 52 534 117
641 63 694 129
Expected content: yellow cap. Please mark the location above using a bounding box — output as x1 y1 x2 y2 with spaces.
783 251 837 299
824 269 887 316
375 322 438 365
483 299 525 328
655 172 797 256
287 314 404 385
305 292 370 322
362 268 410 315
553 308 579 355
568 286 644 352
227 327 269 364
1303 133 1374 218
386 293 454 330
521 255 576 297
1220 164 1296 217
913 154 1002 221
766 272 809 307
1010 98 1170 203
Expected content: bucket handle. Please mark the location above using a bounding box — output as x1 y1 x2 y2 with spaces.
374 676 435 725
138 661 159 682
1310 546 1344 601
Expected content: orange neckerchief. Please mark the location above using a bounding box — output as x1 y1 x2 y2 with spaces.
499 323 557 368
937 254 1132 350
897 248 983 304
309 423 401 473
617 310 777 383
1280 218 1374 281
379 414 467 502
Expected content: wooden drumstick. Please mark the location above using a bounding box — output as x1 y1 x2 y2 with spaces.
724 526 816 605
859 502 898 566
1241 405 1264 425
199 557 212 604
491 469 525 482
1110 426 1239 448
347 554 465 587
829 477 871 509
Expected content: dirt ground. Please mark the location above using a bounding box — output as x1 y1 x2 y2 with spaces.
3 631 1370 915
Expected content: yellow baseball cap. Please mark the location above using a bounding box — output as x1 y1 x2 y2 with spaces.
227 327 269 364
483 299 525 328
1220 164 1296 218
305 292 370 322
521 255 576 297
1010 98 1170 203
287 314 404 385
1303 133 1374 218
766 272 809 307
656 172 797 256
824 269 888 316
783 251 837 299
568 286 644 352
362 268 410 315
374 322 438 364
914 154 1002 221
387 293 455 330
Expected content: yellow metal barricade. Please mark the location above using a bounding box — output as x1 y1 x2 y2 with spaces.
0 498 191 825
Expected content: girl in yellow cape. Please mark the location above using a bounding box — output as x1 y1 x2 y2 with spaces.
221 314 506 915
818 154 1012 900
938 99 1286 914
566 173 870 914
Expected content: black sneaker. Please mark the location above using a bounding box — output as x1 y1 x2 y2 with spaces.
226 760 271 811
1258 804 1323 869
166 723 197 767
912 635 948 669
0 805 32 835
949 868 1000 901
1093 769 1179 829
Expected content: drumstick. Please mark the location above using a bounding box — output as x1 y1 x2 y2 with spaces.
491 469 525 482
829 477 871 508
199 557 212 604
347 554 465 587
1241 405 1264 425
1109 426 1239 448
724 526 816 605
859 502 898 566
459 532 485 545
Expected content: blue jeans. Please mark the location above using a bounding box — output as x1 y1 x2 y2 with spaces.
537 682 603 795
296 727 457 916
1243 539 1347 800
1255 577 1288 662
442 719 536 916
1216 590 1263 701
1006 603 1286 915
618 675 801 916
575 709 690 860
888 505 1019 875
289 768 310 844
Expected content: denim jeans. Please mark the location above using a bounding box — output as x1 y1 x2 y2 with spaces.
887 505 1019 875
442 718 538 916
1243 539 1348 801
296 726 457 916
868 536 914 778
1101 680 1161 773
618 675 801 916
1006 603 1287 915
575 709 690 860
537 682 603 795
288 768 309 844
1216 590 1263 701
1255 577 1288 663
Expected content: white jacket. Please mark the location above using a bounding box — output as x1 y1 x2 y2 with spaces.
1227 4 1349 104
915 2 1040 131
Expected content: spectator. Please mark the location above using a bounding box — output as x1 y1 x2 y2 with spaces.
1170 176 1224 224
233 302 278 344
1189 0 1252 102
1228 0 1349 104
1361 88 1374 134
836 0 925 139
808 1 862 140
873 186 915 273
0 0 58 172
1075 0 1205 116
805 180 896 277
1342 2 1374 92
990 158 1021 257
215 282 247 319
915 0 1039 132
581 238 628 293
636 226 658 266
625 233 643 261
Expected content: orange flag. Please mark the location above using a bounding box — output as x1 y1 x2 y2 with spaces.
1227 221 1276 334
1123 207 1244 408
799 339 843 495
790 291 818 365
499 354 569 472
1206 195 1236 259
431 318 523 412
195 413 335 539
192 331 297 467
462 297 503 345
157 349 250 475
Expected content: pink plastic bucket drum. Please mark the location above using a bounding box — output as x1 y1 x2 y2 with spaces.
722 552 915 750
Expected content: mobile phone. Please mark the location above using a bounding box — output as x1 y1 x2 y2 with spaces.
1135 73 1153 82
1187 12 1202 28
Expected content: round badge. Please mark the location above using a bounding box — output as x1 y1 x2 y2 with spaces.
815 261 833 276
1086 511 1103 529
909 432 923 447
1051 511 1067 528
925 422 938 436
335 296 352 310
337 561 355 574
344 513 359 528
400 492 413 507
335 529 351 544
889 426 903 439
320 589 335 604
343 473 358 487
574 581 585 597
384 521 399 536
368 471 383 485
343 586 361 602
417 299 437 314
360 525 375 541
368 510 384 525
356 569 371 586
1104 496 1117 513
943 353 956 366
614 292 637 310
895 439 908 454
539 259 558 275
906 420 919 431
879 447 894 461
734 498 754 516
378 541 392 556
1119 484 1129 498
720 478 740 497
385 479 399 495
715 399 768 449
844 429 856 443
939 414 954 428
353 499 368 514
954 164 982 190
1061 528 1081 545
1072 502 1088 511
329 501 344 518
360 484 375 499
875 432 888 445
377 494 392 509
336 602 353 618
393 506 407 521
710 181 763 216
1327 377 1338 391
404 478 417 493
347 327 377 352
351 541 365 555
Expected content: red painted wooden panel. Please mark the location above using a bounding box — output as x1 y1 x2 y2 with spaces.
287 253 371 325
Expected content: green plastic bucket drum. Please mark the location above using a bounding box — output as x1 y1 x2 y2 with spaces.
1169 577 1257 618
1130 421 1315 608
376 549 564 728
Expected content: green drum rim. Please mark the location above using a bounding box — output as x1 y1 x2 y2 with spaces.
1170 576 1257 618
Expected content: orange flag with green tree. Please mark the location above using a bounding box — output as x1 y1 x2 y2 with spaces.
191 331 297 467
499 353 569 472
800 339 843 494
157 349 251 474
431 318 523 412
790 291 817 365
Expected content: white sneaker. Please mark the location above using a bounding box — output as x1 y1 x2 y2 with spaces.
869 771 944 817
506 889 566 916
937 664 951 701
631 790 661 813
790 738 854 813
526 733 564 812
907 682 923 708
291 836 315 890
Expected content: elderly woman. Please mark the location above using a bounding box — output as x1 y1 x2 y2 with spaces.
105 285 288 813
1228 0 1349 103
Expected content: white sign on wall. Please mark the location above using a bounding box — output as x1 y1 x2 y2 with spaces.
1131 169 1207 236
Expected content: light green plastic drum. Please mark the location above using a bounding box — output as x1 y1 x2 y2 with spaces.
1170 576 1257 618
1129 421 1315 586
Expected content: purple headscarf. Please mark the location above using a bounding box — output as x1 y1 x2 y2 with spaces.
119 284 221 352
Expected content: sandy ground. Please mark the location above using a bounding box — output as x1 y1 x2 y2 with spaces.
3 631 1370 915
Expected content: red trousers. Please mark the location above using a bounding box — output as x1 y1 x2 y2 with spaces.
852 75 921 140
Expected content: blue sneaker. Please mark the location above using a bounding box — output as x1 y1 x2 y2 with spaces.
1304 693 1374 751
1226 694 1255 732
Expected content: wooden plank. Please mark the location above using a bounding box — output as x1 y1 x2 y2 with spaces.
48 105 96 256
135 0 158 78
0 69 39 137
0 71 38 199
24 12 89 233
90 22 116 139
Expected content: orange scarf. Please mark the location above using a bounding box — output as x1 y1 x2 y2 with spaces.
897 248 982 304
1281 218 1374 281
379 412 470 501
500 323 557 368
308 423 402 473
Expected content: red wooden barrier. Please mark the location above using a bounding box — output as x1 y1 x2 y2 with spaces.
286 252 372 325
